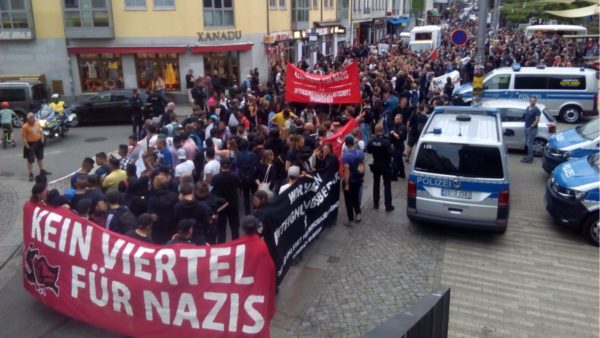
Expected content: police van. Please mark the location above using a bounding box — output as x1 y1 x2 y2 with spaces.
542 118 599 173
407 106 510 232
452 65 598 123
544 153 599 246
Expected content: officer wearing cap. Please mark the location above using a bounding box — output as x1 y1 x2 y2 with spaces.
367 123 394 212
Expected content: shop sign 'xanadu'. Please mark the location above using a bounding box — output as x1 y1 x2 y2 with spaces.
197 30 242 42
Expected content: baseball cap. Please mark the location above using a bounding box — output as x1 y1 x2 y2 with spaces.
287 165 300 178
176 148 187 160
344 134 355 146
209 114 218 121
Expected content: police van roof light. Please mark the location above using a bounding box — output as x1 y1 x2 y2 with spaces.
512 63 521 71
456 115 471 122
433 128 442 134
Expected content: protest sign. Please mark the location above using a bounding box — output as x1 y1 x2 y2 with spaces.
257 162 340 285
429 70 461 93
22 202 276 338
285 62 361 104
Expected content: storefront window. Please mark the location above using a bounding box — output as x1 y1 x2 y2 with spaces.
78 53 124 92
135 53 181 91
204 52 239 89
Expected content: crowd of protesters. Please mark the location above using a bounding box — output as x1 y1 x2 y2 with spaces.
29 4 599 243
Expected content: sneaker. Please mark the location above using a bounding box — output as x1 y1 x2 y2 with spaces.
385 206 395 212
355 213 362 222
344 220 354 227
28 173 34 182
40 169 52 176
520 158 532 164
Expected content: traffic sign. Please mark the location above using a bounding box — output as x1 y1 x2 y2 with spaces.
451 29 468 46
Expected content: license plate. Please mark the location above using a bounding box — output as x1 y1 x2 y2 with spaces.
441 189 472 199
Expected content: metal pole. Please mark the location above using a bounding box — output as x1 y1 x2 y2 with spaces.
349 0 354 46
476 0 488 66
492 0 500 36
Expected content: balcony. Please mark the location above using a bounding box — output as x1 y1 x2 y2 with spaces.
291 0 309 30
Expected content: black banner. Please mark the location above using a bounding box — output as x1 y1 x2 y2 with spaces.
257 163 340 284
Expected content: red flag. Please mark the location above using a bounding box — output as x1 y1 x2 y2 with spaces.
429 49 438 60
323 117 360 174
284 62 362 104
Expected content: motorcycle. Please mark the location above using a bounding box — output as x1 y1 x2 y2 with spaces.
36 105 78 139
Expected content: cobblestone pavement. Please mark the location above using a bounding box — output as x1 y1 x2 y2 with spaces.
0 180 21 278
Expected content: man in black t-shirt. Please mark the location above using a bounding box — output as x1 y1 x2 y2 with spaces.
211 158 242 243
406 103 429 160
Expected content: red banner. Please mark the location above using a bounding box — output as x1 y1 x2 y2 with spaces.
284 62 362 104
22 202 276 338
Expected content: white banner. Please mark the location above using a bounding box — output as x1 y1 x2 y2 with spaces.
429 70 461 93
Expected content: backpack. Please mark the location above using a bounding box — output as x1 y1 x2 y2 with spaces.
106 206 137 234
237 151 257 182
409 90 419 107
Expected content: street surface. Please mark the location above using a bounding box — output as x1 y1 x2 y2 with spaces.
0 117 598 337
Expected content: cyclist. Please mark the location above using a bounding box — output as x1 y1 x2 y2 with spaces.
0 101 18 147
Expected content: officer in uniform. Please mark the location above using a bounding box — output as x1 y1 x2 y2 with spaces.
367 123 394 212
390 113 407 179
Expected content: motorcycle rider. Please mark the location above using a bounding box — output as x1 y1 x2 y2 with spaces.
49 94 67 130
0 101 18 146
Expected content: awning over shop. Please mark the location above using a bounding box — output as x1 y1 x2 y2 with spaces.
190 43 253 53
67 46 186 54
387 17 411 25
545 4 599 18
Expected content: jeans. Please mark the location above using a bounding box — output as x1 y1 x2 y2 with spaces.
343 181 362 221
525 127 538 160
360 123 371 145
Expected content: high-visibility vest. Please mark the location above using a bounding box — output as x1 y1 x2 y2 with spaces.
50 101 65 113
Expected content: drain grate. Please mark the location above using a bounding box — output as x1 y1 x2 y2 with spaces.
84 137 108 143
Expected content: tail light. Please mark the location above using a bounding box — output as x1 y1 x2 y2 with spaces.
408 180 417 197
547 123 556 133
498 190 509 207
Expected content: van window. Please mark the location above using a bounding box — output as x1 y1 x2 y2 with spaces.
32 84 47 100
0 88 26 102
414 143 504 179
500 108 524 122
547 76 585 90
514 76 547 90
483 75 510 90
415 32 432 40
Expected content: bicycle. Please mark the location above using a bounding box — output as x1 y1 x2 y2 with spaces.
2 124 13 149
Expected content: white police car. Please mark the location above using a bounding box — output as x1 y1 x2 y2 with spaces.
544 153 599 246
542 118 599 173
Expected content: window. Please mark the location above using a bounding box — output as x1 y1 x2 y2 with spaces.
292 0 309 22
547 76 585 90
153 0 174 9
110 94 129 102
312 0 318 9
269 0 276 8
0 0 31 29
64 0 110 27
514 76 547 90
135 53 181 91
483 74 510 90
204 52 239 88
125 0 146 9
203 0 234 27
77 53 124 92
0 88 26 102
414 143 504 179
500 108 525 122
279 0 285 8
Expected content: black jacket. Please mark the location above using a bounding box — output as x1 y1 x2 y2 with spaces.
367 134 393 173
174 199 211 245
147 189 179 244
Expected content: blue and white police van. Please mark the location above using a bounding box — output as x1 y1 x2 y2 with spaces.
452 65 598 123
407 106 510 232
542 118 599 173
544 153 599 246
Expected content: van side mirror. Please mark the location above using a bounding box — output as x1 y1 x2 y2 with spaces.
504 129 515 137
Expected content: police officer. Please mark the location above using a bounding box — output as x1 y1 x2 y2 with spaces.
390 114 407 179
367 123 394 212
130 89 144 139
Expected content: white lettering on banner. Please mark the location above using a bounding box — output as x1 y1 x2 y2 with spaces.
144 290 170 324
274 205 305 245
293 70 350 84
102 234 125 270
71 264 134 315
111 280 133 316
72 265 86 298
429 70 461 92
173 293 199 329
31 207 92 260
292 88 352 103
180 248 207 285
134 247 156 281
229 293 239 332
155 249 178 285
121 242 136 275
243 295 265 334
235 245 254 285
203 292 226 331
210 247 232 284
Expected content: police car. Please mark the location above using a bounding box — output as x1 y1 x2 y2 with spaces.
542 118 599 173
544 153 599 246
407 106 510 232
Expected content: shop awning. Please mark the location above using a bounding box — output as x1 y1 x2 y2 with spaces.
190 43 253 53
545 4 599 18
388 17 410 25
67 46 187 54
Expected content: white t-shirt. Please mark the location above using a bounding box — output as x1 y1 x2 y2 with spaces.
342 140 365 154
175 160 195 178
279 183 292 194
203 159 221 190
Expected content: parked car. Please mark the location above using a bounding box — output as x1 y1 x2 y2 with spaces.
482 100 556 156
0 81 48 127
542 118 599 173
69 91 145 125
544 153 599 246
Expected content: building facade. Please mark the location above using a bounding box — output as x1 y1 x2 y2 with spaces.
0 0 393 101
